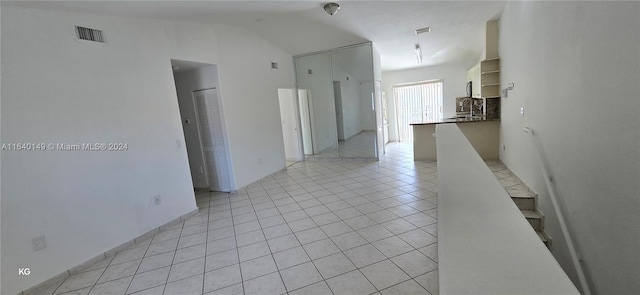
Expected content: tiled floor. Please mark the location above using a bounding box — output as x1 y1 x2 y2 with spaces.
308 131 377 159
44 142 440 295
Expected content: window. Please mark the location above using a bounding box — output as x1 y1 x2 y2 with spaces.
393 80 443 142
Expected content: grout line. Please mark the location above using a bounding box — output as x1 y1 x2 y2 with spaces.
228 193 247 295
202 194 212 295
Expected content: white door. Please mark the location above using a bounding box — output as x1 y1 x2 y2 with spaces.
278 89 303 161
193 89 232 192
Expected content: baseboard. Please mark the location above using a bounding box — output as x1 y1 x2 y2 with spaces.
18 207 199 295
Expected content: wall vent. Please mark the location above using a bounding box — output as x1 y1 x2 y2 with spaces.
75 26 105 43
271 62 279 69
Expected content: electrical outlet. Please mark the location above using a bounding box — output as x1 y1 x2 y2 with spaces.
32 235 47 251
520 107 525 117
153 195 162 206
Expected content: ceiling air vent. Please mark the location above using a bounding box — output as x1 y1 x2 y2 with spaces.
75 26 105 43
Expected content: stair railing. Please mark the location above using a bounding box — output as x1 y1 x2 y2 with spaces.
521 127 591 295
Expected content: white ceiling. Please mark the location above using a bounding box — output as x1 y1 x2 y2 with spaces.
6 1 506 71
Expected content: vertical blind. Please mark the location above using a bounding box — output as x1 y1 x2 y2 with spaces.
393 81 443 142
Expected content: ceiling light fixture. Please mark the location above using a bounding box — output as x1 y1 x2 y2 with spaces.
324 3 340 16
415 27 431 34
415 44 423 64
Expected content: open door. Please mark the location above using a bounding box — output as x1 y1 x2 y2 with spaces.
193 88 232 192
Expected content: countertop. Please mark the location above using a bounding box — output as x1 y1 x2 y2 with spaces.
410 116 500 126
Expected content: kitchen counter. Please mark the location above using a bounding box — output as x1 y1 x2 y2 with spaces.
412 118 500 161
410 116 500 126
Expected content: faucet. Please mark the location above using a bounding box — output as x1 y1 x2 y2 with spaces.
460 97 474 118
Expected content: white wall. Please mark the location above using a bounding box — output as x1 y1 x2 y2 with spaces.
382 63 470 141
0 5 295 294
499 2 640 294
214 25 294 188
174 65 220 189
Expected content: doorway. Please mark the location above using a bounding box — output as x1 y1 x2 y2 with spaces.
172 60 233 192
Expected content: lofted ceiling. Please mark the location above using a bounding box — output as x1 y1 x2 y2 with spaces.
5 1 506 71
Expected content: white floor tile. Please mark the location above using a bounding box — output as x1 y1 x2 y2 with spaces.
126 266 170 294
240 255 278 281
415 270 439 295
373 236 414 258
380 279 430 295
163 274 203 295
167 257 205 282
203 264 242 293
173 244 206 264
295 227 328 245
312 252 356 279
89 276 132 295
54 269 104 295
391 250 438 278
205 249 239 272
273 246 311 270
267 234 301 253
302 239 341 260
237 241 271 262
97 259 140 284
360 260 410 290
326 270 376 295
331 231 368 251
342 244 386 268
288 281 333 295
39 143 444 295
280 262 323 292
242 272 286 295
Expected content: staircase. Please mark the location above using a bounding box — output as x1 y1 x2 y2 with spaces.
486 160 552 247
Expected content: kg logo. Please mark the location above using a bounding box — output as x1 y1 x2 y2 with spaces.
18 268 30 275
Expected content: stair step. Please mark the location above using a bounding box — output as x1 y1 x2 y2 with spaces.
512 197 535 210
507 188 536 198
536 231 552 247
521 210 542 231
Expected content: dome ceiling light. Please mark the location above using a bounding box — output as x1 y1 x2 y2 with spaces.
324 3 340 16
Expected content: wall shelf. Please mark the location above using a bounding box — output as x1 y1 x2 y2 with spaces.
480 58 500 98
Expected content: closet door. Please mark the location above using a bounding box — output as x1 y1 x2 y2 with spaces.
193 88 231 192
